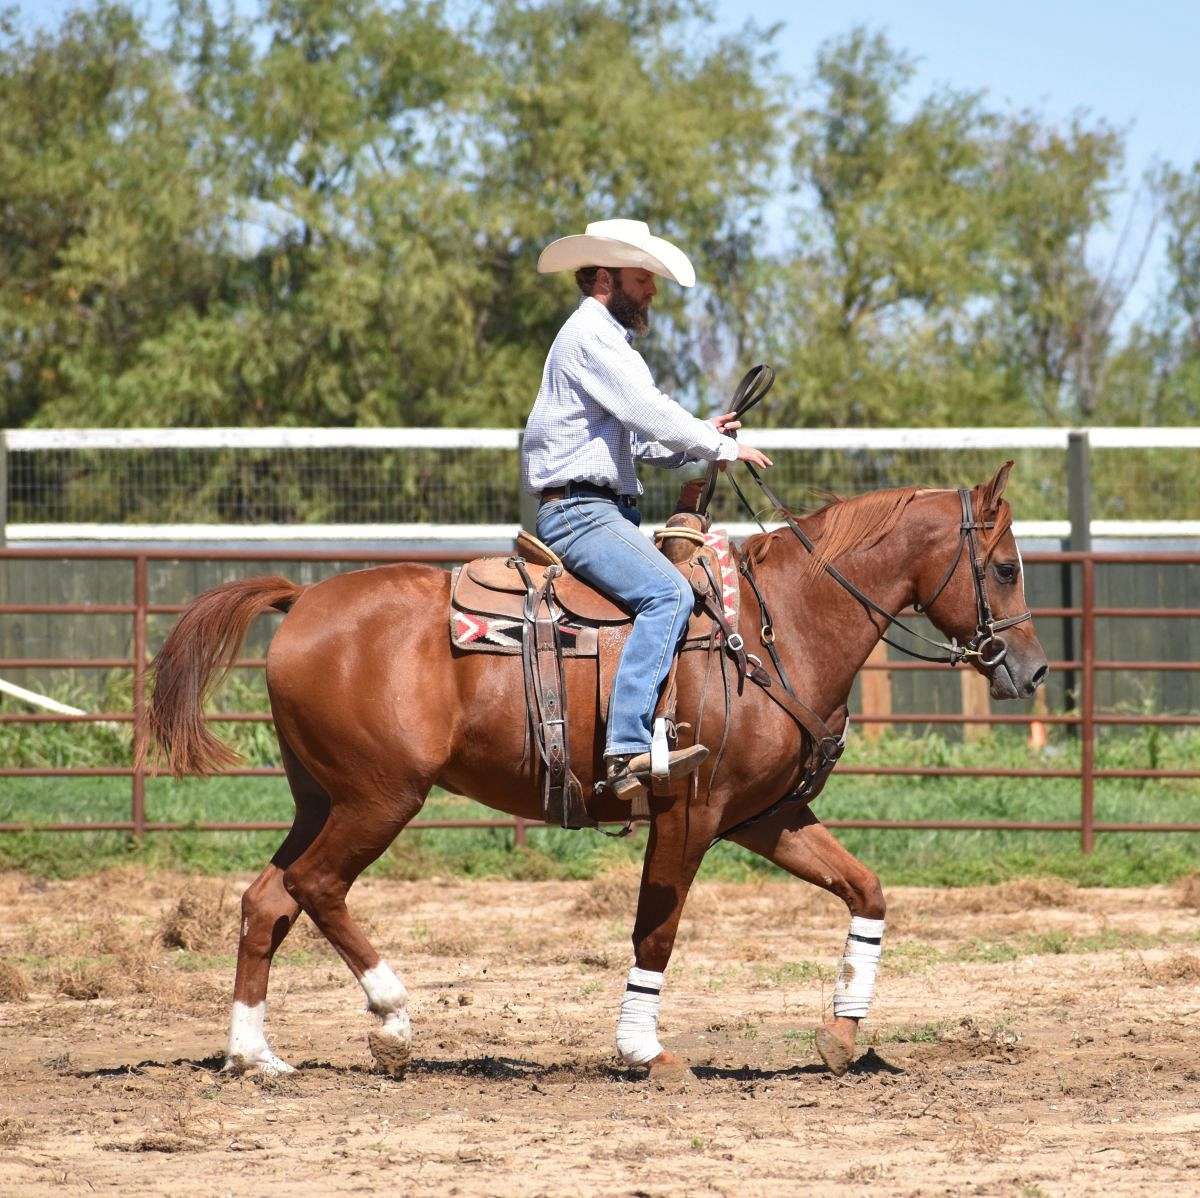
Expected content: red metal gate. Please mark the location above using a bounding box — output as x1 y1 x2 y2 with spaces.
3 547 1200 852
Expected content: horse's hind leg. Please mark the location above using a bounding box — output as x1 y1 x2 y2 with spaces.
280 779 427 1078
728 808 885 1076
225 737 330 1075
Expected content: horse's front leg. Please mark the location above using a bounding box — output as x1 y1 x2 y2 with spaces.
728 806 886 1075
619 799 720 1079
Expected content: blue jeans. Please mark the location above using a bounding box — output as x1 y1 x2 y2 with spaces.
536 497 694 756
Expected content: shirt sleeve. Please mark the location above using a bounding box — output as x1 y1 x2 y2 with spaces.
632 436 712 469
564 337 739 464
632 436 692 469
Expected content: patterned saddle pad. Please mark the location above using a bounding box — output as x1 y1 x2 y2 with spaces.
450 529 740 656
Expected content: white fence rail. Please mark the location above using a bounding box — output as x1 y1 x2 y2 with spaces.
3 426 1200 541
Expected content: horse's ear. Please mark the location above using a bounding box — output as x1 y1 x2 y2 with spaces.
975 460 1014 517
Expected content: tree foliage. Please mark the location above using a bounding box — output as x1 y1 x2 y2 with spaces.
0 5 1196 430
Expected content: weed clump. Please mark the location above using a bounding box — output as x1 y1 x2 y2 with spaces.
0 959 30 1002
958 877 1077 914
1145 953 1200 983
54 958 122 1000
1174 873 1200 910
572 863 641 918
158 882 234 952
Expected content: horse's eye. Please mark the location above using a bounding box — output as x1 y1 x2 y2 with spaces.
993 562 1018 585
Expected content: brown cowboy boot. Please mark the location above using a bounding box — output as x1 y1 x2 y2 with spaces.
605 745 709 802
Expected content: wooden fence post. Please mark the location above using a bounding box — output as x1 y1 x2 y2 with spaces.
960 668 991 742
861 641 891 740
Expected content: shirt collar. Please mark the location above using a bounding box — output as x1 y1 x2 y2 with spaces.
581 295 635 344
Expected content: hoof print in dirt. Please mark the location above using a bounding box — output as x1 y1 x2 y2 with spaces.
368 1030 411 1079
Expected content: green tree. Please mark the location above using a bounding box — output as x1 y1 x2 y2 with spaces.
762 29 1007 426
0 2 225 427
761 28 1124 428
1 0 781 430
985 112 1124 421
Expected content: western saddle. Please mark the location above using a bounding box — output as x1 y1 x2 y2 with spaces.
449 482 745 829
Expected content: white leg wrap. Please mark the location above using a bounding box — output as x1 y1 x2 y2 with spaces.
360 961 412 1043
225 1000 294 1075
616 966 664 1066
832 916 885 1019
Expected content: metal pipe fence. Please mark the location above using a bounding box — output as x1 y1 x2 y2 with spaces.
2 547 1200 852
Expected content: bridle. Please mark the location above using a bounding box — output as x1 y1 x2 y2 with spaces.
912 487 1033 668
703 366 1033 672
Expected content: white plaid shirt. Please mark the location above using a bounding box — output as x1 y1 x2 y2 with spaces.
521 297 737 496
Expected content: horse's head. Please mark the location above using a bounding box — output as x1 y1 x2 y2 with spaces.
916 462 1048 700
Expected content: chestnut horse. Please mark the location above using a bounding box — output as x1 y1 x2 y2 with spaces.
146 463 1047 1080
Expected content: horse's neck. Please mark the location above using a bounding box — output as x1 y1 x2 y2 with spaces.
749 522 922 712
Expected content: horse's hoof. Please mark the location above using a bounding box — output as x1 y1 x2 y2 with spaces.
815 1026 855 1076
223 1051 295 1078
647 1050 690 1089
368 1028 411 1079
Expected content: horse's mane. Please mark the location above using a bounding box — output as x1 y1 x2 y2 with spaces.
746 486 1013 576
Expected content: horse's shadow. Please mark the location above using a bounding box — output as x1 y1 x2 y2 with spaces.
75 1048 903 1083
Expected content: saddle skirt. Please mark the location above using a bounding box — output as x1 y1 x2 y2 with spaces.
450 528 740 656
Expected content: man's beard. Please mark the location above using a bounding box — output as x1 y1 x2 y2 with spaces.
608 275 650 335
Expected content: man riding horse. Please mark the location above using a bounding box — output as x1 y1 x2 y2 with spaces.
522 219 774 805
144 215 1047 1080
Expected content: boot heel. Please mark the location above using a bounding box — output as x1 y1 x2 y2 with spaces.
610 773 646 803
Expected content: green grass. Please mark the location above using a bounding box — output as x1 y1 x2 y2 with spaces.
3 710 1200 885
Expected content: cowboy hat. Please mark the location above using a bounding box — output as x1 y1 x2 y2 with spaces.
537 219 696 287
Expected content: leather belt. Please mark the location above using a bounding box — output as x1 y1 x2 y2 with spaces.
540 482 638 508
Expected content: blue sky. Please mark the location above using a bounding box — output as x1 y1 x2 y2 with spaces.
15 0 1199 318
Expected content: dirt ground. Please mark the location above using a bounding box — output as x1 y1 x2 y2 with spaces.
1 868 1199 1197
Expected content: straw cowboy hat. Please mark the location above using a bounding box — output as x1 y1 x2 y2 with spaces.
537 219 696 287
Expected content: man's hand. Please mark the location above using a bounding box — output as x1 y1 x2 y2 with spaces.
735 443 773 470
711 410 772 470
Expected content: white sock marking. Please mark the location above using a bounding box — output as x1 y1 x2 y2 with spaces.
360 961 412 1043
225 1000 294 1075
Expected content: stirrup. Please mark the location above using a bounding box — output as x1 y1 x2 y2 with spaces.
627 744 709 780
609 772 647 803
606 745 709 801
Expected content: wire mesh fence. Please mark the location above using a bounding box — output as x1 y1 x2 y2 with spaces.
5 428 1200 536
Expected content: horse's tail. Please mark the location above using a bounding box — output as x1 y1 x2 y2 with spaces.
142 575 304 776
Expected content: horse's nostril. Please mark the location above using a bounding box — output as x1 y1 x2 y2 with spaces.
1028 663 1048 693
